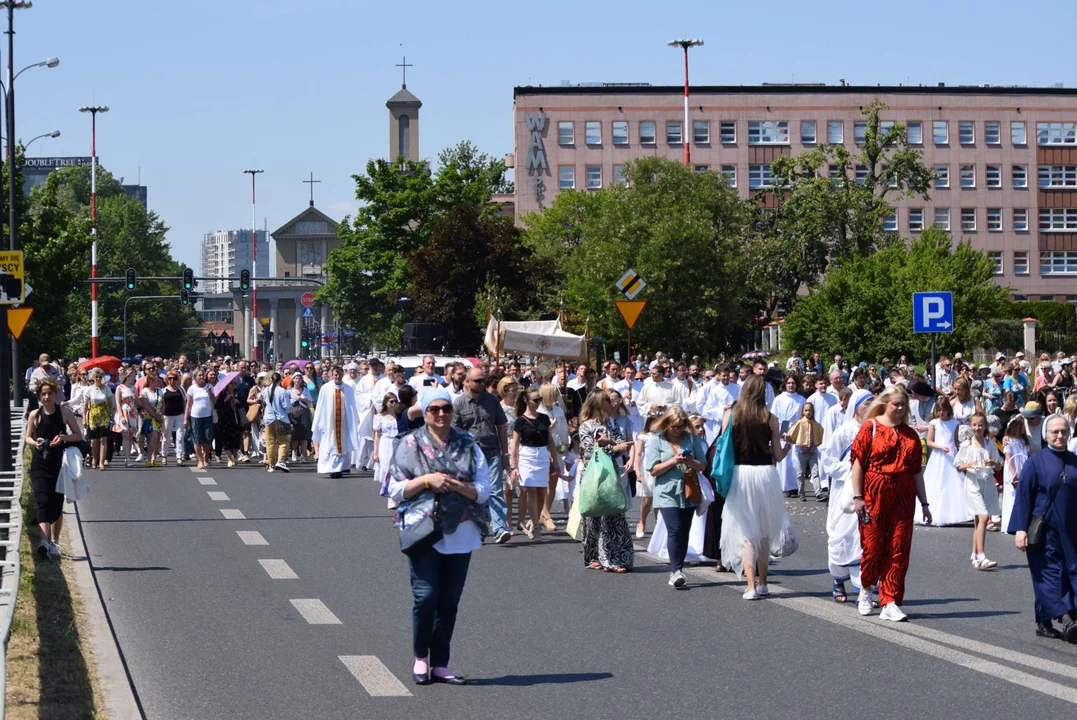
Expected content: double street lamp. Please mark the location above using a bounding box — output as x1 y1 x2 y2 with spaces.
667 38 703 168
79 105 108 358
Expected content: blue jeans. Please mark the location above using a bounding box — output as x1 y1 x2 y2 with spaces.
659 506 696 572
485 452 509 535
409 549 471 666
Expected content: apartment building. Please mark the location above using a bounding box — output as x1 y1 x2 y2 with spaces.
513 83 1077 299
200 229 269 294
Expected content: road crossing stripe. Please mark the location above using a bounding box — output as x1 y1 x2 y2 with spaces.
236 531 268 546
219 509 246 520
197 477 217 486
207 491 230 501
290 599 341 625
258 559 298 579
190 467 205 473
339 656 412 697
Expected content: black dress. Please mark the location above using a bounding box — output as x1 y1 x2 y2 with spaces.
214 390 242 454
30 408 68 524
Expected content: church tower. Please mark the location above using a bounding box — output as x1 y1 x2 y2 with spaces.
387 57 421 162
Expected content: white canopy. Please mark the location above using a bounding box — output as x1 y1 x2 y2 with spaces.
483 318 588 362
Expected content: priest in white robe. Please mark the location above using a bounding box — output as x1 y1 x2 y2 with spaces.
697 367 739 446
770 374 806 493
355 359 385 470
311 366 360 478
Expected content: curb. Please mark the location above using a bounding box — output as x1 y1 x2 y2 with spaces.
64 502 144 720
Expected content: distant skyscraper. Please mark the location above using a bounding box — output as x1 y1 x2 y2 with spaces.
201 229 269 293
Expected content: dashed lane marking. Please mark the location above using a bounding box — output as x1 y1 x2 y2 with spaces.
237 531 268 546
290 599 341 625
339 656 412 697
258 559 298 579
197 477 217 486
219 509 246 520
207 491 230 501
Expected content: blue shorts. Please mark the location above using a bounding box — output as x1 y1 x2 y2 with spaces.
189 416 214 445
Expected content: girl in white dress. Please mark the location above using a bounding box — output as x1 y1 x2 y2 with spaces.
633 415 657 537
955 413 1001 569
916 397 971 526
1001 415 1029 534
372 392 400 500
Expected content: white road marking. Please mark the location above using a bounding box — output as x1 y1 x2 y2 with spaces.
339 656 412 697
258 559 298 579
207 491 230 501
236 531 268 546
290 599 341 625
190 467 205 473
197 476 217 486
219 509 246 520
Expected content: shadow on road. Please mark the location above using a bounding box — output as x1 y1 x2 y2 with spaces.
79 515 387 524
903 597 978 606
470 672 614 686
912 610 1021 620
93 566 171 572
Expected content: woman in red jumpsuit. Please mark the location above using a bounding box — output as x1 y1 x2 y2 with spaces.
850 385 932 622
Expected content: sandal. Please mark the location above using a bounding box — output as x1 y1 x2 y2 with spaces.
985 522 1000 532
608 566 629 574
587 561 603 570
832 581 848 603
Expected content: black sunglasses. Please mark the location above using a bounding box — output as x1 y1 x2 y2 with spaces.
427 405 453 415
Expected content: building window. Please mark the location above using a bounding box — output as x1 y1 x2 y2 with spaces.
986 165 1002 187
827 120 843 144
640 121 656 145
907 120 923 144
960 165 975 188
933 120 948 144
961 208 976 232
399 114 410 158
1041 251 1077 275
987 208 1002 231
1011 121 1027 145
613 164 627 186
1038 165 1077 188
558 165 574 190
829 165 842 187
1013 294 1028 301
612 121 628 144
748 121 789 145
558 121 574 145
1014 251 1029 275
1013 165 1027 188
748 164 773 188
1039 208 1077 231
909 208 924 232
988 251 1003 275
880 120 895 137
585 165 602 189
693 164 709 173
883 214 897 231
585 121 601 145
855 165 869 186
721 164 737 187
935 207 950 231
693 120 710 144
854 121 867 145
1014 208 1028 231
720 121 736 144
667 121 683 144
935 165 949 188
801 120 816 144
959 121 975 145
1037 122 1077 145
985 121 1001 145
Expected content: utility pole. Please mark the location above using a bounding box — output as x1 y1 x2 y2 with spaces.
79 105 108 358
242 169 263 361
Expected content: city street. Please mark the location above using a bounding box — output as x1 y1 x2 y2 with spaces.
72 462 1077 720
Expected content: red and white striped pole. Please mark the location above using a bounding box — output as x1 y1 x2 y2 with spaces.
80 105 108 358
667 39 703 168
243 168 263 361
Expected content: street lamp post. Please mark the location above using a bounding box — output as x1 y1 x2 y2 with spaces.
242 168 263 361
79 105 108 358
667 38 703 167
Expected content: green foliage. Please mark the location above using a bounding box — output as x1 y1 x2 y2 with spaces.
783 226 1012 362
525 157 762 356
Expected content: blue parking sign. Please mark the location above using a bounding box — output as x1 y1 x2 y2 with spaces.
913 292 953 333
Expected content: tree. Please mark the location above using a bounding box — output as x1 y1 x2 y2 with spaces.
525 157 761 357
782 227 1012 362
751 101 935 315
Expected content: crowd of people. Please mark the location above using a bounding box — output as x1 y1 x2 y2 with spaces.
21 346 1077 685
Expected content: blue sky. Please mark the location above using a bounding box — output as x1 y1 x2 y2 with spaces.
14 0 1077 272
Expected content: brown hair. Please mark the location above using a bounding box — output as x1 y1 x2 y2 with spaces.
932 395 953 420
579 389 610 423
732 375 771 459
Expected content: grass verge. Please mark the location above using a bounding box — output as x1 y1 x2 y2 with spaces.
4 446 105 719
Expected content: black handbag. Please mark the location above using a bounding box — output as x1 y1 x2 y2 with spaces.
398 491 443 557
1027 471 1063 548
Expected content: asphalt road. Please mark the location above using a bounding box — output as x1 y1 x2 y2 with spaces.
73 461 1077 720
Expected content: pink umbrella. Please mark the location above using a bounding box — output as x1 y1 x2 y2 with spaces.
212 371 240 397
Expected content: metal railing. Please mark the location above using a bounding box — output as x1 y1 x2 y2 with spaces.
0 404 28 720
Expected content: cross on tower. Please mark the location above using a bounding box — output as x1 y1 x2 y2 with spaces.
303 172 320 207
396 55 413 88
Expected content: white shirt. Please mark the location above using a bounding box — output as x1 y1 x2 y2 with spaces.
567 375 588 391
697 380 739 445
612 379 644 413
408 372 445 392
807 390 836 427
935 365 956 394
635 379 685 416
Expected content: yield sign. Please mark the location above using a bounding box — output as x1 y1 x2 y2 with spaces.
7 307 33 339
615 300 646 330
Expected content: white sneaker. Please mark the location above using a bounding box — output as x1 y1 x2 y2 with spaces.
291 452 298 463
756 584 769 597
135 452 145 462
971 557 998 570
275 462 291 473
879 602 908 622
267 466 275 473
743 588 760 600
669 570 687 588
858 588 874 616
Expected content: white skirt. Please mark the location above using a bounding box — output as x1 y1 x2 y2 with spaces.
916 450 972 526
648 508 712 562
1001 454 1025 532
720 464 788 578
965 469 1000 517
518 444 551 488
637 468 655 497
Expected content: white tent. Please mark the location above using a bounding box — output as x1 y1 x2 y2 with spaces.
483 318 588 362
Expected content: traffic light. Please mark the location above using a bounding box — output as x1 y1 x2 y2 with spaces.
180 289 189 306
300 326 309 349
182 267 194 290
240 269 250 291
125 267 137 291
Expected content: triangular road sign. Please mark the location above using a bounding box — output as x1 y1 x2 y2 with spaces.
615 300 646 330
7 307 32 339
